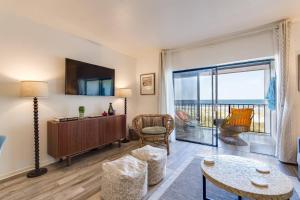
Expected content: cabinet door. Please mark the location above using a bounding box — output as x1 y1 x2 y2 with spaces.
120 115 126 139
103 115 126 143
115 115 126 140
68 121 83 154
98 117 107 145
104 117 115 143
58 123 69 157
58 121 82 156
84 118 99 149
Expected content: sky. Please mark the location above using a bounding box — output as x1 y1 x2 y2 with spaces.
174 70 266 101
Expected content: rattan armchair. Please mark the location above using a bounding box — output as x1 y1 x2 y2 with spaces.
132 114 174 155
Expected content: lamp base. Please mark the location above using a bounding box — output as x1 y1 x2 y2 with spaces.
27 167 48 178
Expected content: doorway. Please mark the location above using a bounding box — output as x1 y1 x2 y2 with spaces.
173 59 275 155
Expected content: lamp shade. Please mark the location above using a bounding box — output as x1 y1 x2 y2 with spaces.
20 81 48 97
116 88 132 98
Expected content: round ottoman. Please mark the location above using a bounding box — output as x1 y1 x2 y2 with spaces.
101 155 148 200
131 145 167 185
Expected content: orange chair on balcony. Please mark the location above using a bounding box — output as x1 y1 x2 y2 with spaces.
214 108 254 137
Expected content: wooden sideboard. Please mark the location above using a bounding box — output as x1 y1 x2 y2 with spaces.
47 115 126 165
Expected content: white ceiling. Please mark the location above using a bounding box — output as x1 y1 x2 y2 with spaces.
1 0 300 57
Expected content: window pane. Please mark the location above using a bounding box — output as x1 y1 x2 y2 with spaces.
218 70 265 101
174 76 197 100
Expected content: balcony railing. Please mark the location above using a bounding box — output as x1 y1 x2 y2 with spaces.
175 100 271 134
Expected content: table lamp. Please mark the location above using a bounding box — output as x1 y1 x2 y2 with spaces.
117 88 132 142
21 81 48 178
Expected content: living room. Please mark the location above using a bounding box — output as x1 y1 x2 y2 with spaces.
1 1 300 200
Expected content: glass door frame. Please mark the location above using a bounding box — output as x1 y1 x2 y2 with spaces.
173 67 219 147
173 58 275 148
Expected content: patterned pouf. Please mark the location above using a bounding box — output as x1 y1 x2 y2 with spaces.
131 145 167 185
101 155 148 200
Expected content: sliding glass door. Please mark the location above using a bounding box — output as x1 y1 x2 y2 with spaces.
173 59 274 154
174 68 218 146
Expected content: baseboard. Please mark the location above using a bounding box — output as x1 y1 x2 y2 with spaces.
0 158 56 181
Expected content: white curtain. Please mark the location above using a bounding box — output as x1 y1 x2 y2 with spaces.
160 50 176 141
274 20 295 163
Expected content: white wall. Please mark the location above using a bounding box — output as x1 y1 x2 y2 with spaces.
171 30 274 70
135 49 161 114
133 31 276 117
0 13 137 180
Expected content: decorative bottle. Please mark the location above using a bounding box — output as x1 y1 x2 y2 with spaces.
108 103 114 115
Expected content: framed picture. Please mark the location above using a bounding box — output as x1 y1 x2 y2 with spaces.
140 73 155 95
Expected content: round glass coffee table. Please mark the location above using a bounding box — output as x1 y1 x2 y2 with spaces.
201 155 294 200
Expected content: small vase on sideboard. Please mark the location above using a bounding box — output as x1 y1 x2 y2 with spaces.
108 103 115 115
79 106 85 118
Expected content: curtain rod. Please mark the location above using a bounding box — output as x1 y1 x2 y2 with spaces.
163 19 287 53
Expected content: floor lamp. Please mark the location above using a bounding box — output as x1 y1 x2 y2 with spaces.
117 88 132 143
21 81 48 178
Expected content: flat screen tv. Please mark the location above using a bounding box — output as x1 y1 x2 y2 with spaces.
65 58 115 96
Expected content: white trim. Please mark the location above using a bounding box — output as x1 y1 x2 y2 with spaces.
0 158 56 181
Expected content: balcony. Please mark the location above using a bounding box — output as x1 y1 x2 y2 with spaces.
174 99 275 155
173 60 275 155
175 99 271 135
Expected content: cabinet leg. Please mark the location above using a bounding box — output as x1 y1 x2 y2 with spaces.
118 140 121 148
67 157 72 166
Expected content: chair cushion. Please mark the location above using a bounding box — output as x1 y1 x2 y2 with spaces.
226 108 253 127
142 117 163 128
142 126 167 135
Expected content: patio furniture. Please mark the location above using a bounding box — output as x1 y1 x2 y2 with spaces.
201 155 293 200
214 108 254 137
175 110 200 128
132 114 174 155
131 145 167 185
101 155 148 200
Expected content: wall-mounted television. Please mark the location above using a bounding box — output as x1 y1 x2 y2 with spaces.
65 58 115 96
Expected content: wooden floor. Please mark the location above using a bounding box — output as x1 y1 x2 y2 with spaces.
0 140 297 200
